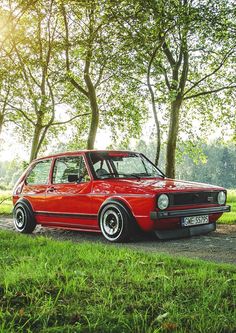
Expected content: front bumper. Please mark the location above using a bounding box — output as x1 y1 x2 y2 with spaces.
155 222 216 240
150 205 231 219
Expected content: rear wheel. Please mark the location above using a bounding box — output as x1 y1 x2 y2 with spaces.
99 203 131 242
13 202 36 234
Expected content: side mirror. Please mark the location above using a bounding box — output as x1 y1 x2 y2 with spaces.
68 174 79 183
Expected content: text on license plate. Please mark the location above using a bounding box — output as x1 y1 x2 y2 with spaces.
182 215 209 227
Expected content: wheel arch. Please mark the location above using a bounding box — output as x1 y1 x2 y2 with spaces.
13 197 35 214
13 197 37 233
98 197 139 231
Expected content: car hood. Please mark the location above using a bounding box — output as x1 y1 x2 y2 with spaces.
93 177 224 195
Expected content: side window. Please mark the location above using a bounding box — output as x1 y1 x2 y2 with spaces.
52 156 90 184
26 160 51 185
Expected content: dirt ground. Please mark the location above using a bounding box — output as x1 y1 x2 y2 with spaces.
0 216 235 265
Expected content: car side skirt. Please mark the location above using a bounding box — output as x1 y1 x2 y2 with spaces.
34 211 100 231
34 211 97 220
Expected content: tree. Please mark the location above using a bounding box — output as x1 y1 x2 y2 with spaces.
60 0 147 150
117 0 236 177
3 0 91 161
61 0 114 149
0 72 12 136
154 0 236 177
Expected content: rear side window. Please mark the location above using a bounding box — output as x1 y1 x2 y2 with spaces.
26 160 51 185
52 155 90 184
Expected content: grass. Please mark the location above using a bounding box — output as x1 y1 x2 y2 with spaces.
0 230 235 333
219 190 236 224
0 191 12 216
0 189 235 224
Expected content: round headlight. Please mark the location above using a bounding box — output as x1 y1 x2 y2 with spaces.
157 194 169 210
217 191 226 205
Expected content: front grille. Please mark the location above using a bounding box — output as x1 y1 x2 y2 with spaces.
171 191 219 206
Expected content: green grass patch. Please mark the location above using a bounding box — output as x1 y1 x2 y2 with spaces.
0 230 235 333
218 190 236 224
0 191 12 216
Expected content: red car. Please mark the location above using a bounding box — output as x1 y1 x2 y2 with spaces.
13 150 230 242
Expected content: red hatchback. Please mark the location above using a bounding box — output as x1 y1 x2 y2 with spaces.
13 150 230 242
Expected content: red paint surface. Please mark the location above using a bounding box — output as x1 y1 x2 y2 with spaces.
13 150 227 233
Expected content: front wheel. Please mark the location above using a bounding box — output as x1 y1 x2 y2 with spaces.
99 203 132 242
13 202 36 234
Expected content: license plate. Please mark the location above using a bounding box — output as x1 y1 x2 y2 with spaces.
181 215 209 227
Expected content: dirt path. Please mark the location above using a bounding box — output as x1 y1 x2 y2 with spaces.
1 216 235 265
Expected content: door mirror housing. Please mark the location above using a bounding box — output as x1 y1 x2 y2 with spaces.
68 174 80 183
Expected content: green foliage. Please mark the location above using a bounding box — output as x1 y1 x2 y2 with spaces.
0 230 235 332
176 142 236 188
0 159 25 188
219 190 236 224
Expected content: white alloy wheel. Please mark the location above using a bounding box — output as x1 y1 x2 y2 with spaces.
100 204 129 242
13 202 36 234
14 206 27 231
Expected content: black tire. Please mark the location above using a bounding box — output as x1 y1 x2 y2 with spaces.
99 203 132 242
13 202 36 234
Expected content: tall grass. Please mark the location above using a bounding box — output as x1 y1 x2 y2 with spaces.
0 230 235 332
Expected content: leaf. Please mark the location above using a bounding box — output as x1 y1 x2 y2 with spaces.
19 308 25 316
156 312 169 322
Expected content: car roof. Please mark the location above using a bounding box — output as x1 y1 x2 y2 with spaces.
33 150 139 162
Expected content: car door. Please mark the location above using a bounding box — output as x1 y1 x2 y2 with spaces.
22 159 52 212
39 154 98 230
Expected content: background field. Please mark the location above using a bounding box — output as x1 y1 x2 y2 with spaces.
1 190 235 224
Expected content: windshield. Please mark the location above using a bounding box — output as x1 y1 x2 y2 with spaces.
88 152 164 179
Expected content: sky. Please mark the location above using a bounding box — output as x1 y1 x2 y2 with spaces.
0 126 113 162
0 119 228 163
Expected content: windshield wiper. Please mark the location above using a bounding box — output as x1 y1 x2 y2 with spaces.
127 172 165 179
97 172 140 179
121 173 141 179
97 172 116 179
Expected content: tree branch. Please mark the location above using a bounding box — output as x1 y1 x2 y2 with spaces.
61 3 88 97
184 49 235 97
51 112 91 126
162 41 176 67
69 77 89 97
61 3 70 72
2 84 11 115
6 102 36 125
12 42 39 113
94 63 106 88
184 85 236 100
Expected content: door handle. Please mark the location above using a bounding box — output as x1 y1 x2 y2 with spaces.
47 187 55 193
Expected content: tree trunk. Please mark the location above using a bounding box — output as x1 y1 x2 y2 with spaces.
147 43 163 166
87 98 99 150
165 97 182 178
154 113 161 166
30 124 42 162
0 113 4 136
84 73 99 150
147 74 161 166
